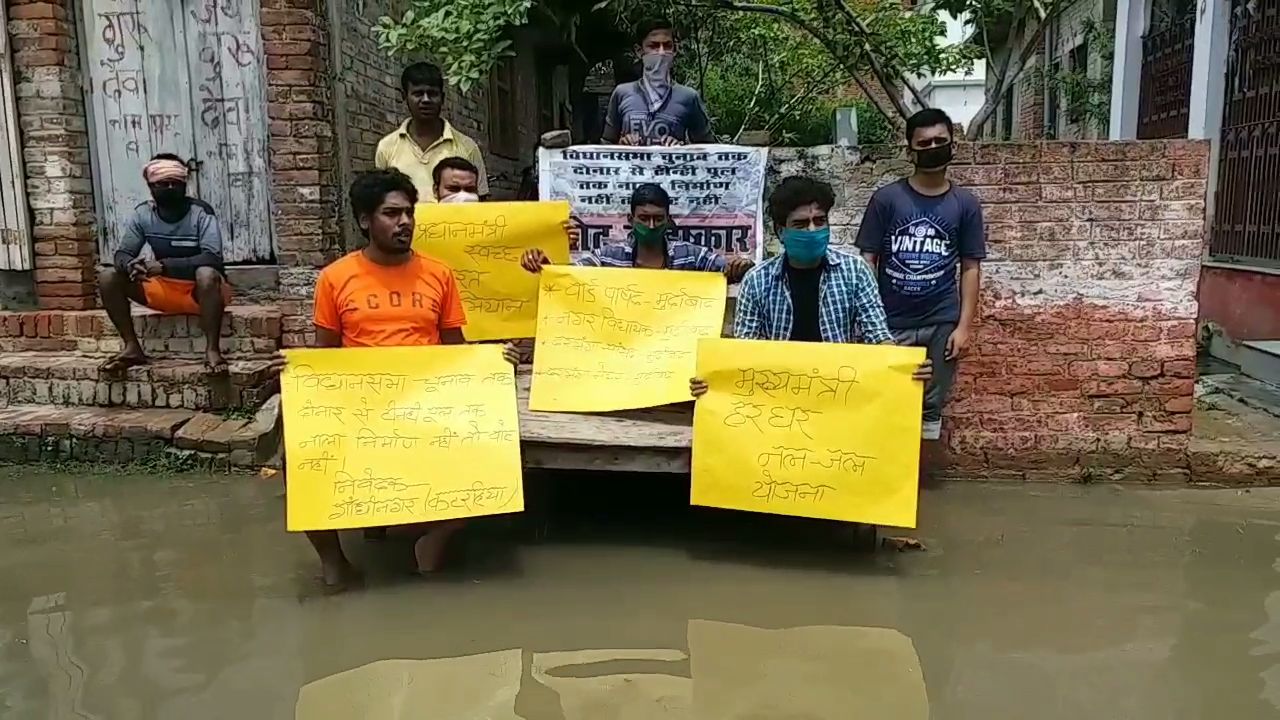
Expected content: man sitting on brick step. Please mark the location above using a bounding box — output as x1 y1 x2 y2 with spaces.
376 62 489 202
269 169 518 590
98 153 232 376
855 108 986 485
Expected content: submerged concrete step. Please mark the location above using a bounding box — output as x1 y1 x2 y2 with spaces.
0 305 282 358
0 352 276 410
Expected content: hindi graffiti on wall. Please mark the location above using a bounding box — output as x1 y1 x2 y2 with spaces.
537 145 768 261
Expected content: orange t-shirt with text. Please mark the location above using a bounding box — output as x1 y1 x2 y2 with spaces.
313 251 466 347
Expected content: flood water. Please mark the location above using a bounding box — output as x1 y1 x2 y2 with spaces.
1 470 1279 719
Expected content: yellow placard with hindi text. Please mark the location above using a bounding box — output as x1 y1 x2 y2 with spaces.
691 338 925 527
530 265 727 412
413 201 571 341
281 345 524 531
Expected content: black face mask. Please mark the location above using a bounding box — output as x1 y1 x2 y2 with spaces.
914 143 953 171
152 187 187 209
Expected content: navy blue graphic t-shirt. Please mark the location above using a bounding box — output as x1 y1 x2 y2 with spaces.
854 179 986 329
603 81 714 145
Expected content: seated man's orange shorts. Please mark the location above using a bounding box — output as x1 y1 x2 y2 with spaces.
140 276 232 315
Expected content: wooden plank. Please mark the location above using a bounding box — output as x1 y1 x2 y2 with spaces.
0 1 32 271
184 0 274 262
514 370 693 449
522 444 691 474
84 0 198 257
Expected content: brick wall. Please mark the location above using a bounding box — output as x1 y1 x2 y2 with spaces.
771 140 1207 481
6 0 96 309
261 0 341 267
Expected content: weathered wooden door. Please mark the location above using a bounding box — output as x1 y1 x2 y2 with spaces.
0 1 33 271
83 0 273 263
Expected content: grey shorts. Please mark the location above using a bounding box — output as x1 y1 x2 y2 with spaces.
892 323 957 441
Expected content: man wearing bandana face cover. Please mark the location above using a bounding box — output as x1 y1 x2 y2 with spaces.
855 108 986 488
98 153 232 376
602 18 715 147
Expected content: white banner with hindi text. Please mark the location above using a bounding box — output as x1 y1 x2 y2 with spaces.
538 145 768 261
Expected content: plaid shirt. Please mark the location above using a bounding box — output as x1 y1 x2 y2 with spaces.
576 239 727 271
734 249 894 344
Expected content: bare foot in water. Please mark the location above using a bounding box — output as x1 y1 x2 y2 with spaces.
882 536 927 552
320 558 362 592
412 521 464 574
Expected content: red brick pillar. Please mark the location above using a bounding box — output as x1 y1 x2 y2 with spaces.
6 0 97 309
260 0 341 267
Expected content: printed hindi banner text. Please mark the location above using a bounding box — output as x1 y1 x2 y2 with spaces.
413 201 571 341
538 145 767 261
282 345 523 531
531 265 727 412
691 338 925 527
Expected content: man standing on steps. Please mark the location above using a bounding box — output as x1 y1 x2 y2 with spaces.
855 108 986 485
97 153 232 376
602 17 715 146
376 62 489 201
268 169 518 591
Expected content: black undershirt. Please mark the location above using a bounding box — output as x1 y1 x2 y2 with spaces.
786 262 823 342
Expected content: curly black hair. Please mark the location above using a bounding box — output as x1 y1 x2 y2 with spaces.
767 176 835 228
349 169 418 229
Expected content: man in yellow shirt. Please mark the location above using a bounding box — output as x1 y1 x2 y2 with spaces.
374 62 490 201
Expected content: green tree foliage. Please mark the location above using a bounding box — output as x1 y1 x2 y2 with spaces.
374 0 534 94
376 0 979 126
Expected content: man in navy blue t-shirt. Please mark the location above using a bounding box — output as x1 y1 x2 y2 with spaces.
856 108 985 463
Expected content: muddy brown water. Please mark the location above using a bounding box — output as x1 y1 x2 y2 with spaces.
1 469 1278 719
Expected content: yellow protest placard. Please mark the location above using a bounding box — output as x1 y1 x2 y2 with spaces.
530 265 727 412
691 338 925 527
280 345 524 531
412 201 571 341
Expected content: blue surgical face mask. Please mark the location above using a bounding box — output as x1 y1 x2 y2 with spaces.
781 226 830 265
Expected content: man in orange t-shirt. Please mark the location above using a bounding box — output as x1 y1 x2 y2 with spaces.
272 169 515 590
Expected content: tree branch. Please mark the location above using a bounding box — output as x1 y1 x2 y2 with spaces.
965 8 1056 139
693 0 913 118
735 59 767 141
828 0 927 110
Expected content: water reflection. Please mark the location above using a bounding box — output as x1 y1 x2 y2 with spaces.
295 622 927 719
2 473 1280 719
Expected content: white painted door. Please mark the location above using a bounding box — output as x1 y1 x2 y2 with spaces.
83 0 273 263
0 1 33 271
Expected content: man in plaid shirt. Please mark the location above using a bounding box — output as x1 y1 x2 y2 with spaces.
689 175 933 550
690 175 935 360
520 183 753 281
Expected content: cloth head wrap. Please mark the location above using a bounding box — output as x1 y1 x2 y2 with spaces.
142 159 189 184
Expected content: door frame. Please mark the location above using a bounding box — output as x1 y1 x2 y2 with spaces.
0 0 33 271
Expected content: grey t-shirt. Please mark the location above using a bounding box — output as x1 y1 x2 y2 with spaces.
854 179 986 329
113 200 224 281
603 81 714 145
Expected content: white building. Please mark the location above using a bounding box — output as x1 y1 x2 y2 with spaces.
905 11 987 131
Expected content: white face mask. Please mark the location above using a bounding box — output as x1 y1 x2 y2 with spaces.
440 191 480 204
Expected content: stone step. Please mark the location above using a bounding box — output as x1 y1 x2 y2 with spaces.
0 398 280 467
0 352 276 411
1240 340 1280 389
0 305 282 358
